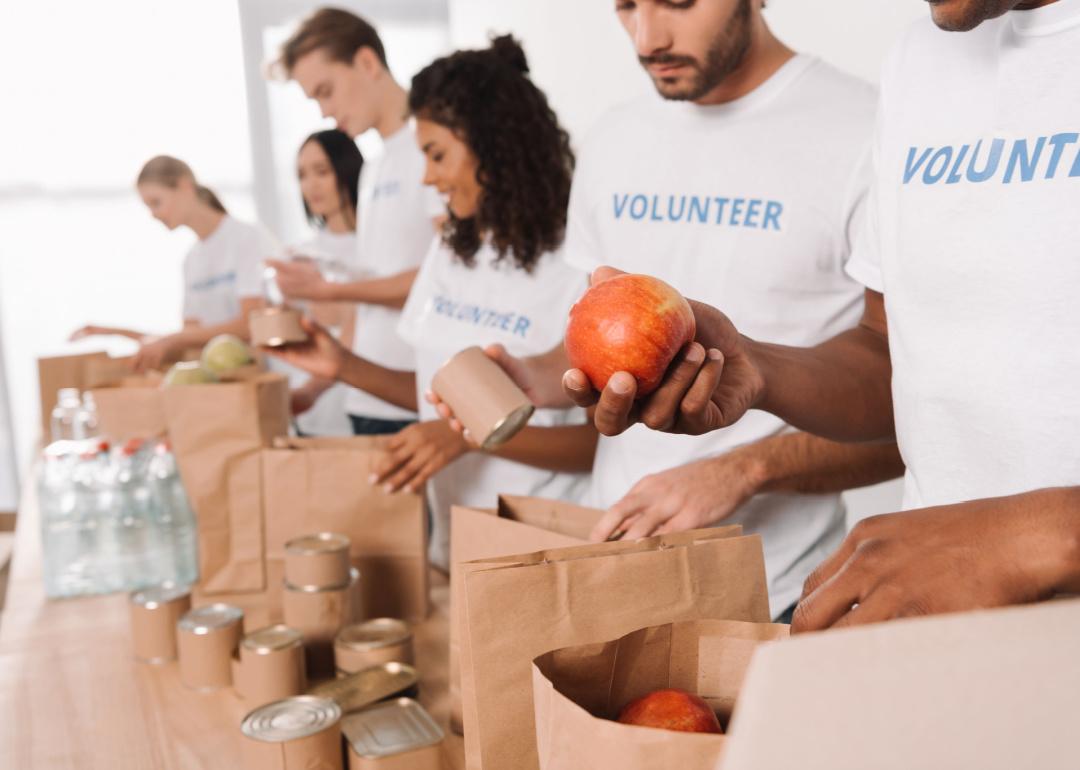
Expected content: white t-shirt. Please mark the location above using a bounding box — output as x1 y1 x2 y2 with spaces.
845 5 1080 514
282 228 358 437
345 123 444 421
182 214 278 326
398 239 590 570
565 55 875 616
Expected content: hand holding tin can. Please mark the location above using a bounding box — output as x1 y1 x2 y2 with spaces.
430 346 535 449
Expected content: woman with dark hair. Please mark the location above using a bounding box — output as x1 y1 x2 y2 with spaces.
285 130 364 436
70 155 278 370
270 36 597 569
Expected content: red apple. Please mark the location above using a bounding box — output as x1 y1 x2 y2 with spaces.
565 274 695 397
616 688 723 734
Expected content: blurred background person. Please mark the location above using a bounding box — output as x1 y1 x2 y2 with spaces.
71 155 277 371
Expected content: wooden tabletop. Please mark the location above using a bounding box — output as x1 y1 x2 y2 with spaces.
0 481 466 769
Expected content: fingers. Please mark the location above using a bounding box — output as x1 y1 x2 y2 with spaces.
590 495 644 542
589 266 625 286
676 349 726 432
621 507 671 540
592 372 638 436
791 552 869 634
830 589 900 630
638 342 706 431
799 525 864 603
425 391 466 434
562 368 598 408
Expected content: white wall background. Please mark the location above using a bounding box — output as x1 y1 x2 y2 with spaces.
447 0 929 524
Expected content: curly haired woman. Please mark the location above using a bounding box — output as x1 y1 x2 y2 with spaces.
272 36 596 569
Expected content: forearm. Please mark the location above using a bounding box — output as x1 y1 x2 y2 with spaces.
750 325 894 442
327 269 418 309
488 422 598 473
170 316 251 347
730 431 904 497
337 353 418 412
299 376 336 399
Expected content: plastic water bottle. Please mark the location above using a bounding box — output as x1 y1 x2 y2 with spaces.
50 388 83 441
71 440 117 593
147 441 199 586
39 442 84 597
75 392 100 440
111 441 158 590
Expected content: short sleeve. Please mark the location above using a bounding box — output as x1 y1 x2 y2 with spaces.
396 237 442 346
562 132 606 273
235 225 280 299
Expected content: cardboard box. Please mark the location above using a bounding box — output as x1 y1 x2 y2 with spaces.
532 619 788 770
720 598 1080 770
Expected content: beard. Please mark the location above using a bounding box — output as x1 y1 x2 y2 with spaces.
927 0 1015 32
639 0 754 102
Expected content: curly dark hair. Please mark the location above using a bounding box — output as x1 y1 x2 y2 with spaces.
408 35 574 272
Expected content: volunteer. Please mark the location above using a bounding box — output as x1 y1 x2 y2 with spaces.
431 0 904 621
72 155 277 371
271 8 443 436
283 129 362 437
269 36 596 570
562 0 1080 631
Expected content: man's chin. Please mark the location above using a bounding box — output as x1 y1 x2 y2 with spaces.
927 0 1005 32
650 75 704 102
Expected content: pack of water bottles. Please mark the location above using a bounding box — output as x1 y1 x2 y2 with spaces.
38 387 199 598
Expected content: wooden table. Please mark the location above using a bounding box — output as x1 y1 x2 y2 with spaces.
0 482 466 769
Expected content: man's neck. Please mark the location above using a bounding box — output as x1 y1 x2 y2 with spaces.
189 207 225 240
373 78 409 139
694 23 796 107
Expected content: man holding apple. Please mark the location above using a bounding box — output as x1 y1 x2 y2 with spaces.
557 0 1080 631
432 0 905 622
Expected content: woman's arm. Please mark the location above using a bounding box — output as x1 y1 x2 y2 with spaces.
132 298 265 371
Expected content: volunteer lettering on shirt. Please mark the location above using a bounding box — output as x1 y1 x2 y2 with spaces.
398 239 589 571
182 214 278 327
903 133 1080 185
845 6 1080 516
565 55 876 618
612 193 784 230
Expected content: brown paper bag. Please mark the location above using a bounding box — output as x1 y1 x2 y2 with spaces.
162 373 289 595
90 377 168 442
460 527 770 770
36 351 111 438
448 496 605 733
531 619 789 770
261 436 430 621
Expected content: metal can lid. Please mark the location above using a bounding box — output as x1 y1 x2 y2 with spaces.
336 618 411 651
130 583 191 609
285 532 351 556
341 698 443 758
178 603 244 634
241 696 341 743
242 624 303 654
483 403 535 449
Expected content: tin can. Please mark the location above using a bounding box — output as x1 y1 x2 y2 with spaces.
309 662 419 714
285 532 352 590
342 698 443 770
335 619 414 676
430 346 535 449
235 624 307 706
284 567 360 679
129 583 191 664
249 307 308 348
177 603 244 692
240 695 343 770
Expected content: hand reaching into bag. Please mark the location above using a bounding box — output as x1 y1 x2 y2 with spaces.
371 419 473 494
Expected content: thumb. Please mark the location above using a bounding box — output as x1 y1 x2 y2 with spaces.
590 265 626 287
483 343 530 390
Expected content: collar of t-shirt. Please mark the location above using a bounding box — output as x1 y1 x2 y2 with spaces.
1009 0 1080 36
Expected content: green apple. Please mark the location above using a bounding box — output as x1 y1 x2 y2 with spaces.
201 334 253 375
163 361 219 386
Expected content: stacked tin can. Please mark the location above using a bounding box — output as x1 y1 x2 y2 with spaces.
282 532 361 679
